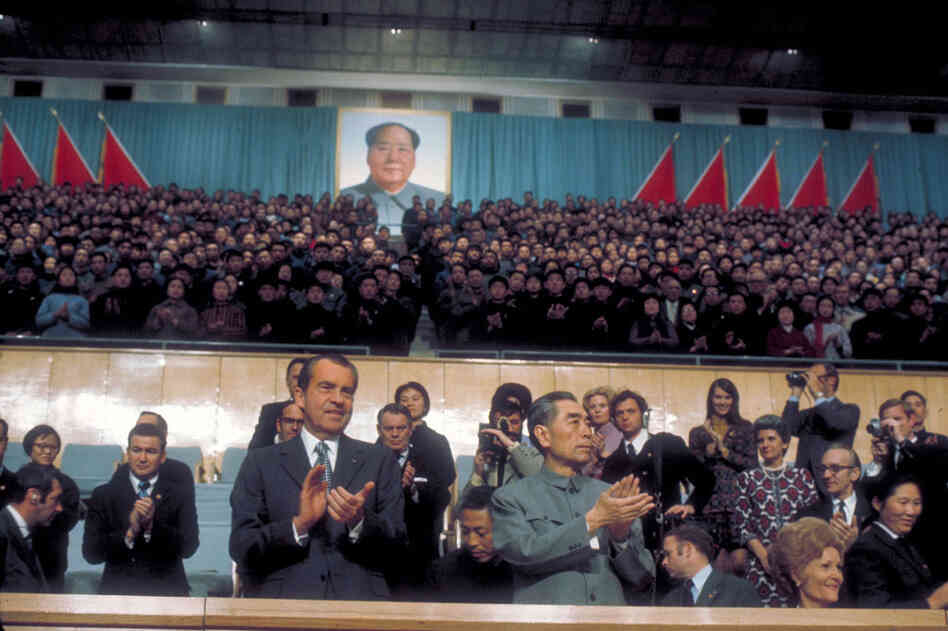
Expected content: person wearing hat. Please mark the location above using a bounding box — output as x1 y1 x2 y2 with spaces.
1 262 42 335
850 287 900 359
339 122 446 235
247 272 295 343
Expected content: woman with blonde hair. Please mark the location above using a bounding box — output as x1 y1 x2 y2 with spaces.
581 385 622 478
770 517 845 608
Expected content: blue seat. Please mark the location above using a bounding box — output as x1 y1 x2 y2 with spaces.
60 444 123 497
219 447 247 483
455 454 474 497
3 442 31 472
166 446 203 481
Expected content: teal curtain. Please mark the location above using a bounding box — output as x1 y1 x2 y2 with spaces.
0 97 337 198
451 112 948 216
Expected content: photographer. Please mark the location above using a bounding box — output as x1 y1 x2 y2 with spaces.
781 363 859 484
462 400 542 494
878 399 948 582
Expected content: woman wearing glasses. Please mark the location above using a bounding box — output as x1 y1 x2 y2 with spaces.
21 424 81 592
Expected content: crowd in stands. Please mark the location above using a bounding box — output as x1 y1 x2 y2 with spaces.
1 181 947 358
3 356 948 610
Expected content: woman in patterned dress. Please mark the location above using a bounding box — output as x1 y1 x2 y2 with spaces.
688 378 756 570
732 415 820 606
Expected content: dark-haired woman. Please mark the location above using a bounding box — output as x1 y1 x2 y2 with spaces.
688 378 756 569
22 424 80 592
844 475 948 609
732 416 819 606
35 266 90 338
392 381 455 590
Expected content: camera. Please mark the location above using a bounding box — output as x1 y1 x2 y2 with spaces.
478 417 510 457
786 371 807 388
866 417 886 439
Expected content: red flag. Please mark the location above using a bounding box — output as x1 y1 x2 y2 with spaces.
52 122 95 187
788 150 828 210
100 123 150 189
735 149 781 211
634 142 676 204
684 146 728 210
1 121 41 190
839 153 879 216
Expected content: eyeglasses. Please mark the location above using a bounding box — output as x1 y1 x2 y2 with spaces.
815 464 856 475
32 442 60 453
277 417 304 426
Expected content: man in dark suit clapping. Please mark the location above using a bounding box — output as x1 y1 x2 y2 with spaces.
82 423 199 596
230 354 406 600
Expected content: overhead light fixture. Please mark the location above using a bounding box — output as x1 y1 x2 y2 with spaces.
199 20 209 28
786 48 799 55
588 36 600 44
390 28 402 35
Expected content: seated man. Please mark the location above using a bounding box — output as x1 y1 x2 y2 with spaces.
82 423 199 595
427 486 513 603
0 463 64 592
491 391 655 605
661 524 761 607
795 444 871 550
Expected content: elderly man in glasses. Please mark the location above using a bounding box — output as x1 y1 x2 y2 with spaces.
795 444 870 550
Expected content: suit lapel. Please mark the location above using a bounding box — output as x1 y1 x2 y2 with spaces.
2 509 45 585
871 527 930 581
697 569 723 605
280 436 311 488
335 435 368 491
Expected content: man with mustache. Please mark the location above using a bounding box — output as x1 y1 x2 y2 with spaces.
490 391 655 604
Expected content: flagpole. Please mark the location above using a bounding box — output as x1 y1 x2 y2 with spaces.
97 112 108 184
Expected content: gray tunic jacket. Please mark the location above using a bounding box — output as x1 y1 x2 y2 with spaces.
491 466 654 605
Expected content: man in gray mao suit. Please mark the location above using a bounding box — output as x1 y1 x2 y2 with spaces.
229 354 406 600
339 122 445 233
490 391 656 605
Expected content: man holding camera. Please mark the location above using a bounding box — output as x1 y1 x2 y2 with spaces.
463 399 543 494
781 363 859 484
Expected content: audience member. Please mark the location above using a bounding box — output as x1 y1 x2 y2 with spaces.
688 379 756 571
21 424 80 592
248 357 306 450
732 415 819 606
144 278 200 339
426 486 513 603
770 517 845 608
491 391 655 604
229 354 407 600
602 391 714 557
661 524 761 607
0 418 14 507
804 296 852 359
376 403 450 592
35 266 90 338
781 363 859 485
844 475 948 609
580 386 622 478
796 445 870 550
82 423 199 595
0 463 64 592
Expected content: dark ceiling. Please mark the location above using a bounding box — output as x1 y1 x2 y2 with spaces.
0 1 943 108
